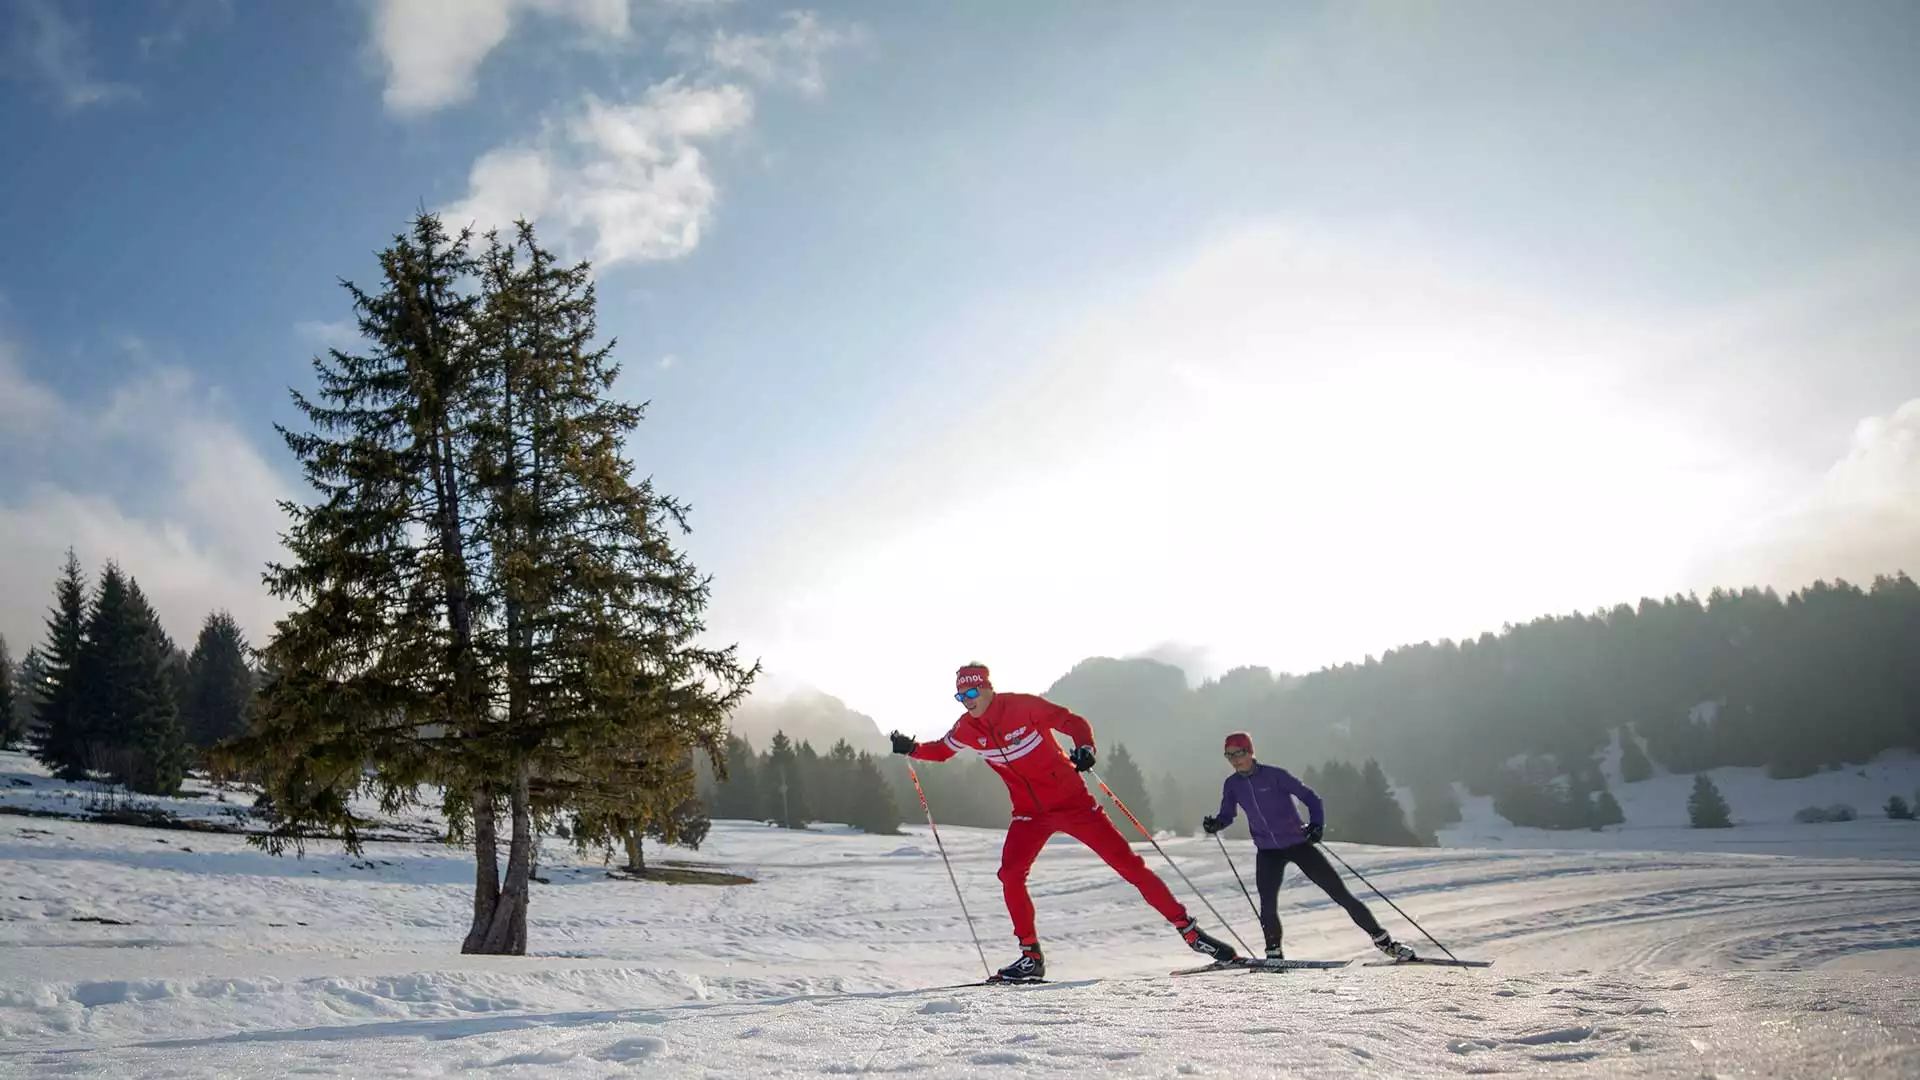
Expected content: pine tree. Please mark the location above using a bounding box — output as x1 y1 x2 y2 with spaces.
709 735 763 821
846 752 902 835
31 550 91 780
814 739 859 827
795 741 822 823
182 611 254 749
1688 773 1732 828
765 732 805 828
231 215 752 957
471 222 752 929
1356 759 1422 846
13 647 48 750
1618 727 1653 783
0 634 15 749
1410 774 1461 842
1104 742 1154 833
1886 795 1913 821
77 567 187 795
230 215 506 950
1153 770 1193 837
1593 789 1625 827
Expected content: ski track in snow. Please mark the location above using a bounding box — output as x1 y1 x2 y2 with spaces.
3 752 1920 1076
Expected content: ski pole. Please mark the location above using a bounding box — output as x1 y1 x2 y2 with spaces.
1088 769 1254 957
1213 832 1259 922
906 760 993 979
1314 841 1460 963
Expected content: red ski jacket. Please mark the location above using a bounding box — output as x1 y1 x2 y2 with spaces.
909 692 1097 818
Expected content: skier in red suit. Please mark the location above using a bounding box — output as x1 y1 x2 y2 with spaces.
891 663 1236 981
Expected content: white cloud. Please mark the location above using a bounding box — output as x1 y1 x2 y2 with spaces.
8 0 137 110
432 6 852 268
659 353 679 369
0 343 294 655
0 341 62 436
442 80 754 266
1705 398 1920 589
707 11 851 97
370 0 634 116
293 319 361 351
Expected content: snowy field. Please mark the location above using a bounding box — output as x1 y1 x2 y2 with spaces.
5 749 1920 1078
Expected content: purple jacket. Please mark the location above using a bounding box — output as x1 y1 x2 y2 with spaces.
1216 763 1323 850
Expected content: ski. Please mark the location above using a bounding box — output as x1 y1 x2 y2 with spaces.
1360 956 1492 968
1171 957 1350 976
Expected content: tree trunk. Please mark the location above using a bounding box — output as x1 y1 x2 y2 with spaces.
469 760 531 955
624 828 645 873
462 784 499 954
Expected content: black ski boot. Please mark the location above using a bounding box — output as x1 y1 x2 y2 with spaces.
1265 941 1285 961
1176 917 1237 962
992 943 1045 982
1372 931 1416 962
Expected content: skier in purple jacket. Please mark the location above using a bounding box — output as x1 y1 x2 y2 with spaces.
1203 732 1416 962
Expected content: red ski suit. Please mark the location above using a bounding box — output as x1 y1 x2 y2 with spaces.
909 692 1189 943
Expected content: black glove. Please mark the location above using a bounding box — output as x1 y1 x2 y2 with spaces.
889 730 918 755
1068 745 1095 772
1201 815 1222 835
1303 822 1324 844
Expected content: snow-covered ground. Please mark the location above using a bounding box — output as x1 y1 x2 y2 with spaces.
4 748 1920 1077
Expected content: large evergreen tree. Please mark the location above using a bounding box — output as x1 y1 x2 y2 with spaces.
472 222 752 941
182 611 255 749
31 551 92 780
231 214 751 956
233 213 495 940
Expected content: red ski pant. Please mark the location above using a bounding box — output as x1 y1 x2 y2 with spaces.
998 805 1189 943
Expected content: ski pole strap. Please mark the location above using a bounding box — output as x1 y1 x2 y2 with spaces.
1089 770 1254 958
907 760 993 978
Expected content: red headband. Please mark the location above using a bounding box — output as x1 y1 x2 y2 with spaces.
956 664 991 690
1224 732 1253 754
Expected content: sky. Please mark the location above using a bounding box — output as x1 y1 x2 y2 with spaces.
0 0 1916 739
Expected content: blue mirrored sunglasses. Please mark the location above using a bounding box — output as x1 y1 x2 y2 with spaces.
954 687 982 701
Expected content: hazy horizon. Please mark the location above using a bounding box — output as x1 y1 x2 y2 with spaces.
2 1 1915 741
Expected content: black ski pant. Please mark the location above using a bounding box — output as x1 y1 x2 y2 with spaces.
1255 841 1384 951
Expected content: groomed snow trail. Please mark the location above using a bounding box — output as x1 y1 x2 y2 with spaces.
3 755 1919 1077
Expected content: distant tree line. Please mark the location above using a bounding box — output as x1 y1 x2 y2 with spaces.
1041 573 1920 834
11 550 256 795
697 732 902 835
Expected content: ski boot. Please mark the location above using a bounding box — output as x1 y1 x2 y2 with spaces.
1265 942 1285 961
1372 931 1416 962
991 943 1045 982
1176 917 1237 962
